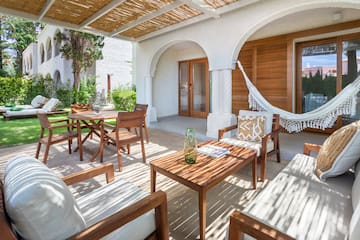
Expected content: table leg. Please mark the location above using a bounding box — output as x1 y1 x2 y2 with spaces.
252 155 257 189
199 189 206 240
150 165 156 193
99 120 105 163
76 120 83 161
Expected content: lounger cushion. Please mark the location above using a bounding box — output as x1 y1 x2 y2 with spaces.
3 155 86 240
220 138 274 157
237 115 265 142
243 153 353 240
77 178 156 240
350 203 360 240
31 95 48 108
239 110 273 134
42 98 60 112
315 123 360 180
4 108 46 116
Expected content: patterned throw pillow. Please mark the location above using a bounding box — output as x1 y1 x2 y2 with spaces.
315 121 360 180
237 115 265 142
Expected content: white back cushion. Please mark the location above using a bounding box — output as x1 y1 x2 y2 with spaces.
31 95 47 108
4 155 86 240
239 110 273 134
42 98 59 112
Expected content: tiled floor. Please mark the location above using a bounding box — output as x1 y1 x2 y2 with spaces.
0 116 328 239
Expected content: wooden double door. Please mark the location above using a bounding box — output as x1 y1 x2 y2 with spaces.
178 58 210 118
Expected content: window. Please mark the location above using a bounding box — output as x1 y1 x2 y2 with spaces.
40 43 45 63
46 38 52 60
54 30 61 56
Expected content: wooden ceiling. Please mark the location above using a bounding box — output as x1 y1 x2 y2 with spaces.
0 0 259 41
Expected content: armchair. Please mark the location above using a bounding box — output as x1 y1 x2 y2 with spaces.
218 111 280 181
1 155 169 240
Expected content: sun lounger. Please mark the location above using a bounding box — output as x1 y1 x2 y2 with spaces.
2 98 67 120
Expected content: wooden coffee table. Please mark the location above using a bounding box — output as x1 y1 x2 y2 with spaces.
150 140 257 240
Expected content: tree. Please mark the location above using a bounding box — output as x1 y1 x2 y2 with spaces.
2 16 41 75
57 30 104 90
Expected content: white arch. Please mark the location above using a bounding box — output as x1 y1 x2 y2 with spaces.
231 1 360 68
148 39 209 78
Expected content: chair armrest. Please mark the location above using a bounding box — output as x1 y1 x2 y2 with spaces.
229 210 295 240
62 163 115 185
50 119 69 124
68 190 169 240
303 143 322 156
218 124 237 140
50 123 76 130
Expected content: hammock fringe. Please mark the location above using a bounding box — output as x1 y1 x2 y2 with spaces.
238 61 360 133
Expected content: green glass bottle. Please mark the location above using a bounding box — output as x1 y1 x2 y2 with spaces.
184 128 197 164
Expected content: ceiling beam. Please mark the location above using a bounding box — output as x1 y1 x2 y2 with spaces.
79 0 127 28
110 1 183 36
38 0 56 20
179 0 219 19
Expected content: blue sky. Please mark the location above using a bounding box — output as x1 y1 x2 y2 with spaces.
302 50 360 68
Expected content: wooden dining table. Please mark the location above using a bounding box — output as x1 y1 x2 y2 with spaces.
67 110 119 162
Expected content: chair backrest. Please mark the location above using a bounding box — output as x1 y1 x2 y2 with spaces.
272 114 280 132
71 104 92 113
116 110 146 129
37 113 51 129
134 103 148 114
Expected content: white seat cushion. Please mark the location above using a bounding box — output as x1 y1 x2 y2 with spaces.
239 110 273 134
243 153 353 240
77 178 156 240
220 137 274 157
352 161 360 209
4 155 86 240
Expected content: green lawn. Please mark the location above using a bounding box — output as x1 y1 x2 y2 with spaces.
0 113 70 147
0 112 116 148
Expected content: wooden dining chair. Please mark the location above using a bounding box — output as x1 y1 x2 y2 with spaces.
70 104 96 139
134 103 149 143
105 110 146 171
36 113 78 164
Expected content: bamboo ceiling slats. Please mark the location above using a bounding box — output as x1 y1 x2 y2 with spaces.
121 4 202 38
0 0 46 15
0 0 248 40
203 0 238 9
90 0 175 33
45 0 112 25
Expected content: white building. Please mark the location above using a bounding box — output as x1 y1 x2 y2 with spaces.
22 25 133 94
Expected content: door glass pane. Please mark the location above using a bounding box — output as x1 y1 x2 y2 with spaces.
342 39 360 124
192 62 206 112
301 43 337 112
179 62 189 112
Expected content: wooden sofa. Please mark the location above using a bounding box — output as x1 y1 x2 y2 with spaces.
228 142 359 240
1 155 169 240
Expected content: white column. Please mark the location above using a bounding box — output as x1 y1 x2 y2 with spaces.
206 69 237 138
145 75 157 123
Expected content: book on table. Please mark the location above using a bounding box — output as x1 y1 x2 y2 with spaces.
197 144 230 158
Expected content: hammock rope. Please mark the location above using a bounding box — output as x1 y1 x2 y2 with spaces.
237 61 360 132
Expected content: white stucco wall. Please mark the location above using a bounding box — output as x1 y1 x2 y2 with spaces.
95 38 133 95
22 43 37 75
36 25 73 84
153 42 206 117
